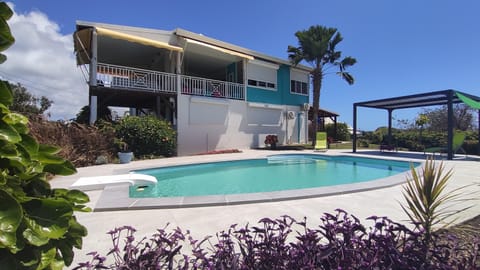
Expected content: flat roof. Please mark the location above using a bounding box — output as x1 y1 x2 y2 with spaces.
354 89 480 110
75 20 313 72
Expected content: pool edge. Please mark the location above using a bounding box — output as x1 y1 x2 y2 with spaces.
93 156 419 211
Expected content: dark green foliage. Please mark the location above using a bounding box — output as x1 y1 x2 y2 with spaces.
115 115 176 157
9 82 53 115
0 4 90 268
325 122 350 141
75 105 112 124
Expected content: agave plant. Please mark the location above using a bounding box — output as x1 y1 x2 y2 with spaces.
401 157 474 244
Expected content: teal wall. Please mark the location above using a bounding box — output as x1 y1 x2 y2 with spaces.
246 65 308 106
226 62 237 82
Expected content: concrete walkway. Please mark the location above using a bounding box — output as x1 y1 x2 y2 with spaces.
51 149 480 267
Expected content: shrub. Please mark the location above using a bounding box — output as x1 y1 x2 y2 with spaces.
115 116 176 157
0 4 90 268
76 209 479 269
28 118 116 167
325 122 350 141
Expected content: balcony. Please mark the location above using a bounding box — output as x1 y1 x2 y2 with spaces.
95 63 245 100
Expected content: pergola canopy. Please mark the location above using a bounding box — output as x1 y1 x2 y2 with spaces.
353 89 480 160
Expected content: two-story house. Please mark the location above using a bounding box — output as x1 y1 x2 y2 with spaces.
73 21 313 155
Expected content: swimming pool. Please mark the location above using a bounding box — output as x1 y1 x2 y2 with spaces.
130 154 418 199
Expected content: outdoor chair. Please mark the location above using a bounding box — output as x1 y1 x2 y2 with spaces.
314 132 328 152
424 131 467 157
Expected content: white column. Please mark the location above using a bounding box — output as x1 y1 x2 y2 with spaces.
89 28 98 86
89 95 97 124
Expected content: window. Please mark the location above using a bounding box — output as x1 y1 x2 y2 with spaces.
248 79 276 89
247 60 278 90
291 80 308 95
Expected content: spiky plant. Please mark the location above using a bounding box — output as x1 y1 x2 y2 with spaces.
401 157 473 244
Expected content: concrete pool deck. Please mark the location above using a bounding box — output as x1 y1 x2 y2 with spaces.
51 149 480 267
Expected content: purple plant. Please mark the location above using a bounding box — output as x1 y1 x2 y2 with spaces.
75 210 479 269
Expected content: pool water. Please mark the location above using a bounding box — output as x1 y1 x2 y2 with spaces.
130 154 416 198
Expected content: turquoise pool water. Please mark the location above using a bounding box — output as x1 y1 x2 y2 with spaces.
130 154 417 198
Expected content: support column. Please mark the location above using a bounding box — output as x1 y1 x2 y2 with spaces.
156 95 161 118
353 104 357 153
89 96 97 124
447 91 454 160
387 109 393 145
89 28 98 86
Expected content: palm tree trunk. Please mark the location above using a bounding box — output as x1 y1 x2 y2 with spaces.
311 68 322 147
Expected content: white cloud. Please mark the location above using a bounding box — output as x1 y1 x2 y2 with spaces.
0 3 88 120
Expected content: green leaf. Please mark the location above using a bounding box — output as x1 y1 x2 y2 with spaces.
0 190 22 249
0 141 18 158
0 53 6 64
37 245 57 270
43 161 76 176
23 198 73 240
22 227 49 246
3 112 29 126
38 144 61 155
36 151 65 165
0 119 21 143
0 2 14 21
0 80 12 106
66 189 90 204
57 241 74 266
0 17 14 53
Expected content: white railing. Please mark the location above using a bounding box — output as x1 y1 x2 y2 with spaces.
94 63 245 100
96 63 177 93
181 75 245 100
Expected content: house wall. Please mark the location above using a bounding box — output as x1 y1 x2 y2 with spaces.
176 94 307 156
246 65 308 105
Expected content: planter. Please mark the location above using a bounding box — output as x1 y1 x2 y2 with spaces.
118 152 133 164
270 143 277 150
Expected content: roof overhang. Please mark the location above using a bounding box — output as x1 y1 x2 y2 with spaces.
354 90 480 111
95 27 183 52
175 28 313 72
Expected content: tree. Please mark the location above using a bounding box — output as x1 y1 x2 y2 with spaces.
288 25 356 146
9 82 53 115
422 104 474 132
325 122 350 141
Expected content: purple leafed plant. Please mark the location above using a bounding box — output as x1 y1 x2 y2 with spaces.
75 210 479 269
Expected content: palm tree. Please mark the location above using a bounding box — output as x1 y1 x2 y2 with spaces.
288 25 356 146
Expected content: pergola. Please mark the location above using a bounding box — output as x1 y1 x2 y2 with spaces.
352 89 480 160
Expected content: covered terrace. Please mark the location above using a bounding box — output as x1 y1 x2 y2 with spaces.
353 89 480 160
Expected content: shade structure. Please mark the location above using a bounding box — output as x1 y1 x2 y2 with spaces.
353 89 480 160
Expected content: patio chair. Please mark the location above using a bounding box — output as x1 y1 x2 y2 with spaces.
424 131 467 157
314 132 328 152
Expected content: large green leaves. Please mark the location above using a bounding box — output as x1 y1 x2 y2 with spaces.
0 190 22 250
0 3 89 268
0 2 14 53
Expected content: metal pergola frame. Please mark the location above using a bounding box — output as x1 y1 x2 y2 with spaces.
353 89 480 160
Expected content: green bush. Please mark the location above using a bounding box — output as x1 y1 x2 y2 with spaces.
0 3 90 268
325 122 350 141
116 116 176 157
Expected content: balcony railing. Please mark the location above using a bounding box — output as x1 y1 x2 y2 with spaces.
95 63 245 100
181 75 245 100
96 63 177 93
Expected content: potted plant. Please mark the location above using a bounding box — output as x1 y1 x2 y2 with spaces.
264 135 278 150
115 138 133 164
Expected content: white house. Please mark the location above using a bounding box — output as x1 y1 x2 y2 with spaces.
73 21 313 155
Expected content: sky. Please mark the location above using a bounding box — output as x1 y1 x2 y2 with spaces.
2 0 480 131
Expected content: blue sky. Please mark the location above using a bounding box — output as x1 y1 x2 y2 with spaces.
7 0 480 130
